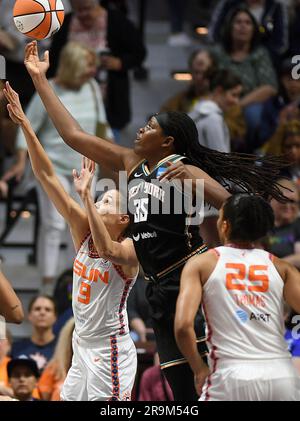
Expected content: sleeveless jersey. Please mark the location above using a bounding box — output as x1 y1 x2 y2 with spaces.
72 233 137 340
203 246 291 361
127 154 205 275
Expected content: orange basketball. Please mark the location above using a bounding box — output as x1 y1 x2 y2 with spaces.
13 0 65 40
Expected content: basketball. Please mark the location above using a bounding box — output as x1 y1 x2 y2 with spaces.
13 0 65 40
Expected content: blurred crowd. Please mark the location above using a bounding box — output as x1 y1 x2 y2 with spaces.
0 0 300 401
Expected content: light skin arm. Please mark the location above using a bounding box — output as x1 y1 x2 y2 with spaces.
175 255 210 396
2 149 27 183
239 86 277 108
0 271 24 324
74 158 139 271
130 318 147 342
3 82 89 251
160 161 231 209
24 41 139 172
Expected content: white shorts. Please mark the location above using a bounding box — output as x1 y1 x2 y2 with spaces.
200 358 300 401
61 331 137 401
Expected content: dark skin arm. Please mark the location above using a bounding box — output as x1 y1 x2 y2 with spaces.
274 257 300 313
24 41 139 173
160 161 231 209
175 251 218 395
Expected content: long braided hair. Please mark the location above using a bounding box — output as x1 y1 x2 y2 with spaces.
155 111 289 202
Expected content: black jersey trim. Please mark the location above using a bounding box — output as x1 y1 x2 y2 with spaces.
144 244 207 282
160 351 208 369
131 154 185 178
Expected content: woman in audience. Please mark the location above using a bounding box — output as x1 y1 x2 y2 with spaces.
211 7 278 151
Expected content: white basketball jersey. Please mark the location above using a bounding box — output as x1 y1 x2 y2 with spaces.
203 246 291 361
72 234 137 340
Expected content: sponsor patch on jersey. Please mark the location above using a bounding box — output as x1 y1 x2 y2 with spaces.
250 312 271 323
235 309 248 324
156 167 167 179
98 259 111 270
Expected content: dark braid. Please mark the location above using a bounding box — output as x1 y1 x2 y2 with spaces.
222 194 275 242
155 111 289 202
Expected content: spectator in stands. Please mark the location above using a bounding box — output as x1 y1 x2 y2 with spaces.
0 329 13 398
188 69 242 247
211 7 278 151
128 276 154 343
38 318 74 401
262 120 300 189
138 352 174 401
285 308 300 375
3 42 112 294
48 0 146 142
7 357 40 401
267 178 300 268
11 296 57 373
160 49 217 114
160 49 246 151
258 59 300 148
166 0 191 47
189 69 242 152
287 0 300 57
209 0 289 62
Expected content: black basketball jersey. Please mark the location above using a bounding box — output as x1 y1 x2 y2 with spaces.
127 154 205 275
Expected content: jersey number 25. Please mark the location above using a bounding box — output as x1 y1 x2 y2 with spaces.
225 263 269 293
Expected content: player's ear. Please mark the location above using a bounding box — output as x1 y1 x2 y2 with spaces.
222 220 230 238
120 214 129 225
162 136 174 148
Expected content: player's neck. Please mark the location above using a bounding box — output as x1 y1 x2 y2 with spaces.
225 241 256 249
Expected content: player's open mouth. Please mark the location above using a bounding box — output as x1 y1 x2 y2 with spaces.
135 134 142 143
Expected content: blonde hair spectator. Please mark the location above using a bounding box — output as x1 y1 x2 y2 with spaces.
56 42 98 89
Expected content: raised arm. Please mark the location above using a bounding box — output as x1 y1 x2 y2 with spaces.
0 270 24 324
3 82 89 250
24 41 138 173
175 255 210 396
74 158 138 271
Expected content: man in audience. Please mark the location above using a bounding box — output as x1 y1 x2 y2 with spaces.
7 356 40 401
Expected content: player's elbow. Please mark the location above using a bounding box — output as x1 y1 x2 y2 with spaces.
174 317 192 341
7 304 24 324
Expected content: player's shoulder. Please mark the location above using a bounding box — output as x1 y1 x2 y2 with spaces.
271 255 298 283
186 248 219 269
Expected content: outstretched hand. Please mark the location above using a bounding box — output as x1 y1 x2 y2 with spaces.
24 40 49 79
3 82 26 125
73 157 96 198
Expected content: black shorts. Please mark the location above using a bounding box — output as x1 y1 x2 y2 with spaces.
145 266 208 367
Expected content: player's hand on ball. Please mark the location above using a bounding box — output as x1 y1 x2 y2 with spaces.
3 82 27 125
24 40 50 78
73 157 95 198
